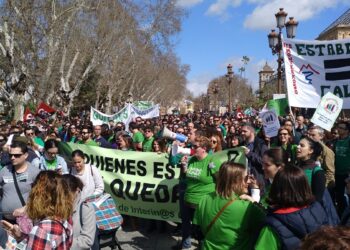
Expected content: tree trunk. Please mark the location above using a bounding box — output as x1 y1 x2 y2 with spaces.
13 94 25 121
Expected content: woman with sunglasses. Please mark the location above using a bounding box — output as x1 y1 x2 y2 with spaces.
39 139 68 174
271 126 297 165
210 133 223 153
178 136 222 250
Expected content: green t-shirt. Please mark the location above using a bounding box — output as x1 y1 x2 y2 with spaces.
184 155 222 205
132 131 144 143
34 137 45 147
255 226 281 250
142 137 154 152
335 136 350 175
45 158 57 171
193 193 265 250
77 139 99 146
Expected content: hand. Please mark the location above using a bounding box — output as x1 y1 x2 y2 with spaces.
13 206 26 217
181 155 189 164
242 146 250 155
239 194 255 203
1 220 22 240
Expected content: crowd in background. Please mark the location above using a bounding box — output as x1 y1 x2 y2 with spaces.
0 109 349 249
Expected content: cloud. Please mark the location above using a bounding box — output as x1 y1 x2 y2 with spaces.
176 0 204 8
244 0 339 30
206 0 242 16
186 73 216 97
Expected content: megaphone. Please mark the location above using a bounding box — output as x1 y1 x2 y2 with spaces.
162 127 188 143
171 144 193 156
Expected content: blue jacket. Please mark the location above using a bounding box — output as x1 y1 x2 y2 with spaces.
265 202 329 250
39 155 69 174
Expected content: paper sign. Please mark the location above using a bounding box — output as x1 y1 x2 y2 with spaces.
259 110 280 137
311 92 343 131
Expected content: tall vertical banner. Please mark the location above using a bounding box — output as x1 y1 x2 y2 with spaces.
282 37 350 108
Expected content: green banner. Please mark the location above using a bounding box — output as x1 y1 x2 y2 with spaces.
59 143 246 222
267 98 289 116
133 101 154 110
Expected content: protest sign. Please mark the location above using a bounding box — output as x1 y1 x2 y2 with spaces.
259 110 280 137
133 101 154 110
267 98 289 116
59 143 246 222
90 104 159 126
282 37 350 108
311 92 343 131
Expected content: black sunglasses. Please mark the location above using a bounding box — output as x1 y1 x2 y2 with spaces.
9 153 23 158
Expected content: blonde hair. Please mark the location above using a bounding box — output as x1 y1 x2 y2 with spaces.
195 136 212 152
26 171 73 221
216 162 247 198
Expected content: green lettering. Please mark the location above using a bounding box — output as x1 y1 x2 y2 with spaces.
327 44 335 55
336 44 344 55
333 86 344 98
314 44 326 56
295 44 306 56
343 85 350 98
306 45 315 56
320 85 331 96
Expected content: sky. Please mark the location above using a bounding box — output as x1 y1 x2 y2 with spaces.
174 0 350 96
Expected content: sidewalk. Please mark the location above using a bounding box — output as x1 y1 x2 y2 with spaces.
102 218 199 250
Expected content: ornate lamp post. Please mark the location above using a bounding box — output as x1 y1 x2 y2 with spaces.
226 64 233 113
268 8 298 94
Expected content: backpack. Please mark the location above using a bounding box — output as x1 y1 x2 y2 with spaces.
79 202 99 250
306 166 340 226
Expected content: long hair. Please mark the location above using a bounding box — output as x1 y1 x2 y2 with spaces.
26 171 74 221
267 166 315 208
300 137 323 161
216 162 247 198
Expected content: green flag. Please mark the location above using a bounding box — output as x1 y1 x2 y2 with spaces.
267 98 289 116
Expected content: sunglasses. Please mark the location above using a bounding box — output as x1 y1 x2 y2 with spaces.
211 140 217 144
279 133 288 136
192 144 200 149
82 131 89 134
26 133 34 136
9 153 23 158
145 130 152 133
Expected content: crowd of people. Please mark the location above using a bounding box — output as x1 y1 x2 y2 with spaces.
0 110 349 249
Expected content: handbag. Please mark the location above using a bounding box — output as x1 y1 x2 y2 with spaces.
204 198 236 236
84 193 123 231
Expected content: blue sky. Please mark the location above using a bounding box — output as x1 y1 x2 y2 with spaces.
174 0 350 96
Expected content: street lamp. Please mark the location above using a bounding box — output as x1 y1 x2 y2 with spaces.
268 8 298 94
226 64 233 113
212 82 219 114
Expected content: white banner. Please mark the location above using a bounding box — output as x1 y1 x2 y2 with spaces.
282 37 350 108
90 104 159 126
259 110 280 137
311 92 343 131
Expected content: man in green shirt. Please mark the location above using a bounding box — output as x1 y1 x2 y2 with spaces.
129 122 144 151
77 126 99 146
142 126 154 152
334 121 350 215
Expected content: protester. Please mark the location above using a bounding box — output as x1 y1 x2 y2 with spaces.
334 121 350 215
300 226 350 250
297 137 326 202
71 149 104 201
272 126 297 164
255 166 329 250
193 162 265 250
39 139 68 174
177 136 222 249
62 174 97 250
77 126 99 146
0 141 40 223
307 125 335 189
25 171 73 249
93 125 112 148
